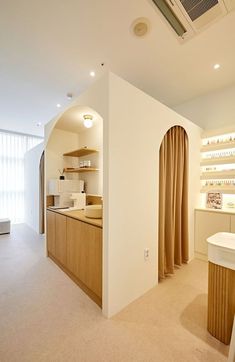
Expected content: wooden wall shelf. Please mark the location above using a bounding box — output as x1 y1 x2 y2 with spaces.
63 148 98 157
201 186 235 194
200 156 235 166
201 141 235 153
201 170 235 180
63 168 99 173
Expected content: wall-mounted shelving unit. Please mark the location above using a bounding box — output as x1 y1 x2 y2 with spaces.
200 131 235 198
63 147 99 174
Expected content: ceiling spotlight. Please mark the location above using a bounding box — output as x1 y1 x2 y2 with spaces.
90 71 95 77
213 64 220 70
57 103 61 108
67 93 73 100
83 114 93 128
36 122 42 127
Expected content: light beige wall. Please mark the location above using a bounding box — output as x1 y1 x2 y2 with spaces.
46 128 79 190
44 73 202 319
174 84 235 130
79 124 103 195
24 142 44 233
105 73 202 317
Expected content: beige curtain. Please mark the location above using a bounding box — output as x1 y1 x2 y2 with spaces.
158 126 189 279
39 151 45 234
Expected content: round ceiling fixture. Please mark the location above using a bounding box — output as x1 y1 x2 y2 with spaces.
83 114 93 128
131 18 150 37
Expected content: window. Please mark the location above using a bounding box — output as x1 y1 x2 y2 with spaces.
0 131 42 223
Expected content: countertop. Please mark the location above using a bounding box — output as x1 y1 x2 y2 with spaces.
47 207 102 228
195 207 235 215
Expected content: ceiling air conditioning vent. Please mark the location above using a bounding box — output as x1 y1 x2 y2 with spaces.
151 0 235 41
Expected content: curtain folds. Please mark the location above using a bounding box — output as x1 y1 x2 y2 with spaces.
0 131 42 223
158 126 189 279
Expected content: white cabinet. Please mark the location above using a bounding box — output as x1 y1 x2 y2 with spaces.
195 209 231 259
231 215 235 233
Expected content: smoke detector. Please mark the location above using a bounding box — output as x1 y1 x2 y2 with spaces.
131 18 150 37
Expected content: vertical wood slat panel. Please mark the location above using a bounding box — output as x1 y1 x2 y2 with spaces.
208 262 235 345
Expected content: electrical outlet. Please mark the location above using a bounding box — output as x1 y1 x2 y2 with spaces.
144 248 150 261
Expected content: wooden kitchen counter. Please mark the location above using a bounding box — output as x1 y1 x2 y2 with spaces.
47 208 102 228
46 208 102 307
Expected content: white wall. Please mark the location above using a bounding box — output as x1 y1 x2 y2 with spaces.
46 128 79 191
44 73 202 319
105 73 202 317
79 124 103 195
174 84 235 130
24 142 44 233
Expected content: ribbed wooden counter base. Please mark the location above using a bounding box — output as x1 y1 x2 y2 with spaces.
208 262 235 345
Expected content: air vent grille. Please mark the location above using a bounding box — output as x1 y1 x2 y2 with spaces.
180 0 219 21
152 0 187 36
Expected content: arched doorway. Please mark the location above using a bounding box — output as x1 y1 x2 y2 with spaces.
158 125 189 280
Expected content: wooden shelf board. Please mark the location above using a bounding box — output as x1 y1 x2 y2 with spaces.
200 157 235 166
201 187 235 194
63 168 99 173
63 148 98 157
200 171 235 180
201 141 235 153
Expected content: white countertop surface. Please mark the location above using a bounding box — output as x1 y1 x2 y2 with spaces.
207 232 235 251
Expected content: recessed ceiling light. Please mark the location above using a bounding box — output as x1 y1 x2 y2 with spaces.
90 71 95 77
213 64 220 70
67 92 73 100
57 103 61 108
36 122 42 127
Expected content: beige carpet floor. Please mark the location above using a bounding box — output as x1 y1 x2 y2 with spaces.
0 224 229 362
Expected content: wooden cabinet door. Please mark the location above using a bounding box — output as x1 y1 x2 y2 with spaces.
46 210 56 256
231 215 235 233
55 213 67 266
195 210 230 256
67 218 102 298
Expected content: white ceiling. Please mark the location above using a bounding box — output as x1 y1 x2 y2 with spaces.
1 0 235 136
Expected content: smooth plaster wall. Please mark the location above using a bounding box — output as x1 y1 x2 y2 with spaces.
46 128 79 192
79 124 103 195
24 142 44 233
106 73 202 317
44 74 109 313
44 73 202 319
174 84 235 130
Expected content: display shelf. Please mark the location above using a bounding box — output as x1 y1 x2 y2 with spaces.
200 170 235 180
201 186 235 194
63 167 99 173
201 141 235 153
63 148 98 157
200 156 235 166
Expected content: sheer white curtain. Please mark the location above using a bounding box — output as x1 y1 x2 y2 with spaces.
0 131 42 223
